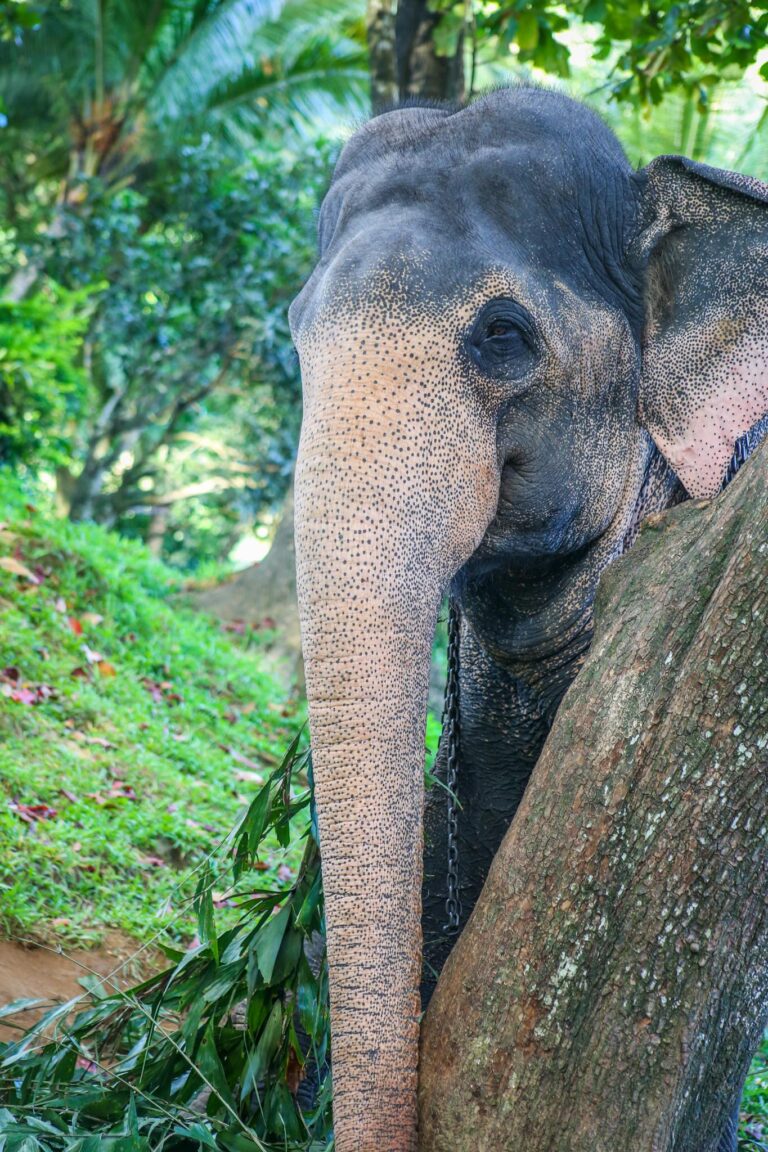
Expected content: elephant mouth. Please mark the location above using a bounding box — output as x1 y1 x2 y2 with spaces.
460 529 597 585
466 458 596 573
473 434 685 581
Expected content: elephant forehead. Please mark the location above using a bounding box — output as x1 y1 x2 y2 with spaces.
293 251 628 396
294 259 527 359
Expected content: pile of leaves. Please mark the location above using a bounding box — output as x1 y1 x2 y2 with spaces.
0 736 331 1152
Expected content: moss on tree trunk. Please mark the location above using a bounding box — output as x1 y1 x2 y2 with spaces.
419 443 768 1152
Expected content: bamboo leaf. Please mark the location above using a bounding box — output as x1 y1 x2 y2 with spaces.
196 1019 235 1111
254 905 291 984
0 998 47 1020
239 1000 283 1102
195 866 219 964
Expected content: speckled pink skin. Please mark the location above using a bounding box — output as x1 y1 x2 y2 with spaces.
639 156 768 498
290 91 768 1152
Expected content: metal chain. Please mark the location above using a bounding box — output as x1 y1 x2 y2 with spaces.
722 413 768 490
441 598 462 935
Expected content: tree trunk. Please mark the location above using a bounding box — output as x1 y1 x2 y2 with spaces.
419 443 768 1151
147 505 170 557
396 0 465 104
189 481 302 682
367 0 398 114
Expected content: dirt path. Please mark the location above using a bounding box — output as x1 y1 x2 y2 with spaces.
0 933 154 1041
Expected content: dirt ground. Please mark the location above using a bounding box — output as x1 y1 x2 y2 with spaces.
0 933 153 1041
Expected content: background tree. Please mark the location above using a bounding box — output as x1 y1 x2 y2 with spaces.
367 0 398 111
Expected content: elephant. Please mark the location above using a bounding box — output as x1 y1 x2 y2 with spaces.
289 85 768 1152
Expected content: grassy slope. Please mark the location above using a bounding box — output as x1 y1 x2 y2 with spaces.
0 473 304 949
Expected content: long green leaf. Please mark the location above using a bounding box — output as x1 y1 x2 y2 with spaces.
254 905 291 984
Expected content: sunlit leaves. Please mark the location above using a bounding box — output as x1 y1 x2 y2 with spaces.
0 281 100 472
470 1 768 104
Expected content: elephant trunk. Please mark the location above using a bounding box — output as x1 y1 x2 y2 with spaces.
294 320 499 1151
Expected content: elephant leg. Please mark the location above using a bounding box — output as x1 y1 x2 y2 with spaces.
421 622 553 1007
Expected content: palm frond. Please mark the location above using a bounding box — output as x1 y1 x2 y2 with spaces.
145 0 287 127
0 0 367 180
207 32 367 120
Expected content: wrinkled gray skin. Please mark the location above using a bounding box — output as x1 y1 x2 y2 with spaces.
290 87 768 1152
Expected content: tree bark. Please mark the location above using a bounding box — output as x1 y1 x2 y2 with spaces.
146 505 170 557
396 0 465 104
189 480 302 682
367 0 398 114
419 443 768 1151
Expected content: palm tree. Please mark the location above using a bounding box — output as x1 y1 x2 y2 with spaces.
0 0 367 287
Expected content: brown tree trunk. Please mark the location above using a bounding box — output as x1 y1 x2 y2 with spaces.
396 0 465 104
367 0 398 114
190 481 302 682
419 443 768 1151
146 505 170 557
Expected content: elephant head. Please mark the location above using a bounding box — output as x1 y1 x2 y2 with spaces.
289 87 768 1151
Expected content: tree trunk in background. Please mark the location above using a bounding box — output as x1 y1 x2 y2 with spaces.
368 0 466 113
396 0 465 104
66 456 112 523
367 0 397 114
190 481 302 683
147 506 170 558
419 444 768 1151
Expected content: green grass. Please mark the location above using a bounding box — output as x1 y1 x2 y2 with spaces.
0 471 305 950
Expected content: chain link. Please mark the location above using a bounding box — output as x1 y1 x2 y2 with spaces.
441 598 462 935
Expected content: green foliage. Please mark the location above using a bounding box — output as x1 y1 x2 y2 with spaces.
461 2 768 105
0 281 97 472
0 0 363 567
584 0 768 106
0 0 45 43
475 0 572 77
596 78 768 177
0 737 330 1151
33 137 329 560
0 0 367 179
0 471 305 946
742 1043 768 1150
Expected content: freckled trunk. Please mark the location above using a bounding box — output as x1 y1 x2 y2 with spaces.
419 442 768 1152
293 307 499 1150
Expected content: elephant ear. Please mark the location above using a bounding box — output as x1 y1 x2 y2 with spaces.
637 155 768 498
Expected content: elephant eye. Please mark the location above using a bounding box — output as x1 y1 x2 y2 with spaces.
469 298 537 375
487 320 516 339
